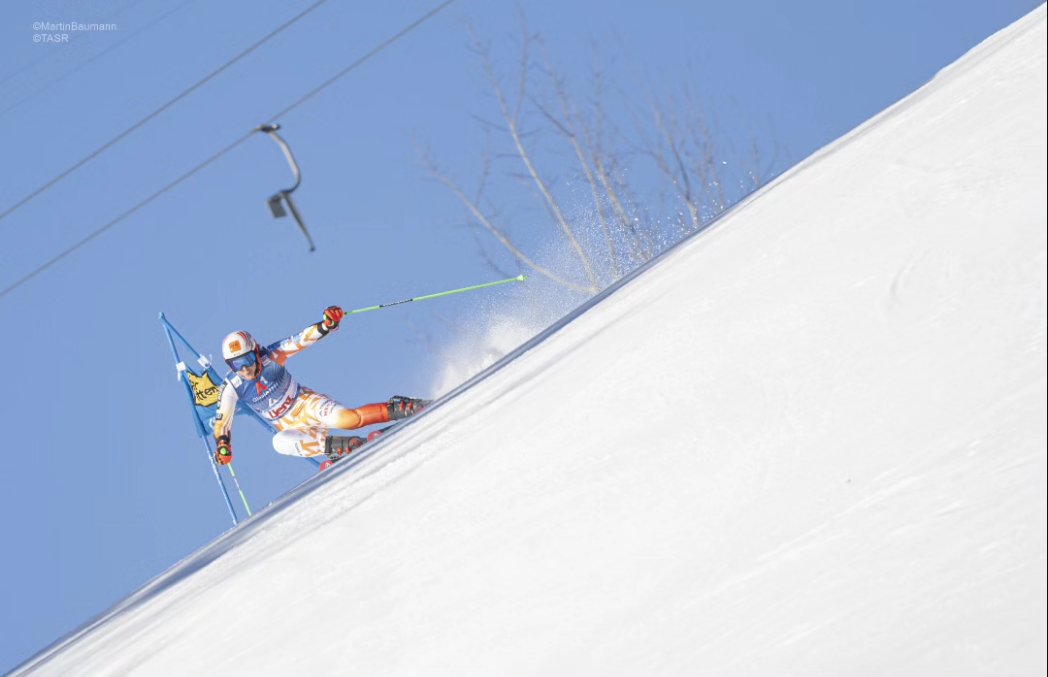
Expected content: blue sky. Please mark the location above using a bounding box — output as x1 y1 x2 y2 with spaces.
0 0 1038 671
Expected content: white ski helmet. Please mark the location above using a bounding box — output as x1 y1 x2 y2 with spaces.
222 330 258 370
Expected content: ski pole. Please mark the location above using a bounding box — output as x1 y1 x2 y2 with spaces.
226 464 253 517
347 274 525 315
198 435 238 526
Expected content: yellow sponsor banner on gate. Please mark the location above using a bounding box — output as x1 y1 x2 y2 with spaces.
186 370 222 408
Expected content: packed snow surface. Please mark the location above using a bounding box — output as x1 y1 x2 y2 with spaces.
16 6 1046 676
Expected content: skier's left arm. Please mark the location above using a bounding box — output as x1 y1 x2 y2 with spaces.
268 305 345 364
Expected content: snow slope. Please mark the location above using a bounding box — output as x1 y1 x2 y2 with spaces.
15 6 1046 676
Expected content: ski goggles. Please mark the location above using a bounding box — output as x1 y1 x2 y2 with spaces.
227 350 258 372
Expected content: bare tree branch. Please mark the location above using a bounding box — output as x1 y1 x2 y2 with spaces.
431 16 777 300
472 24 600 293
425 157 594 294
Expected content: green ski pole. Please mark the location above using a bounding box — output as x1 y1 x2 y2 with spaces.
226 464 252 517
347 274 526 315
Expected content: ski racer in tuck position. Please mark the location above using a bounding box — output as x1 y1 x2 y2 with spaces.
212 305 427 466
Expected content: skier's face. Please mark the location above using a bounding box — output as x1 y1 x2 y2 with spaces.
238 363 258 380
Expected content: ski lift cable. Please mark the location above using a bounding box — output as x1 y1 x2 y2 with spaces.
0 0 201 120
0 131 254 301
266 0 457 122
0 0 334 226
0 0 459 301
0 0 152 90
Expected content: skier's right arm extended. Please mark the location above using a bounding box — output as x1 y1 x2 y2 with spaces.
213 383 238 465
268 306 345 364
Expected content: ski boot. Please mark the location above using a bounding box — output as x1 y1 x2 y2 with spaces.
324 435 365 462
319 435 366 472
387 395 429 421
362 397 427 448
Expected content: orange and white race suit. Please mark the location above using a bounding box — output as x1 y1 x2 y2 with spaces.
214 322 374 458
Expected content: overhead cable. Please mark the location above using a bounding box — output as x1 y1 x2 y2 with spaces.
0 132 254 300
0 0 332 225
0 0 151 89
0 0 458 300
0 0 201 120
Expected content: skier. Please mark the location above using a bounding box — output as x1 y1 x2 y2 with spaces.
212 305 427 466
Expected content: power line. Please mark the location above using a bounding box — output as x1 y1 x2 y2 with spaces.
0 0 459 301
0 0 333 225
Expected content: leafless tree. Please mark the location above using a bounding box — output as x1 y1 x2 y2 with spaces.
428 18 779 297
